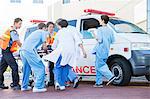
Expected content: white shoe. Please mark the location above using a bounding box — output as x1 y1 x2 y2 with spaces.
32 87 47 93
54 82 65 91
59 86 65 91
55 82 60 90
21 86 32 91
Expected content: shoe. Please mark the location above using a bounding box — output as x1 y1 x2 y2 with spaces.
54 82 65 91
0 84 9 89
48 81 54 86
54 82 60 90
21 86 32 91
65 84 71 87
73 77 81 88
106 76 117 86
65 81 71 87
32 87 47 93
29 80 34 87
10 83 14 88
12 85 21 90
93 84 103 88
59 86 65 91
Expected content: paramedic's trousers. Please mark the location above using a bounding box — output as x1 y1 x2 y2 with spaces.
68 68 77 82
50 60 77 83
53 55 70 86
0 48 19 86
95 57 114 85
48 61 54 84
20 50 45 89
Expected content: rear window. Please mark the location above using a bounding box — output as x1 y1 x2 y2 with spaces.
68 20 77 27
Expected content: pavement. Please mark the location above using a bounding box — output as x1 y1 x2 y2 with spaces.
0 76 149 99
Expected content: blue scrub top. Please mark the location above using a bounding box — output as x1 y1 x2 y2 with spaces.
21 29 48 52
93 26 115 59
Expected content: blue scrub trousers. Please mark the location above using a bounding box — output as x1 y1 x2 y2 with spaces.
67 68 77 82
20 50 45 89
95 57 113 85
53 55 70 86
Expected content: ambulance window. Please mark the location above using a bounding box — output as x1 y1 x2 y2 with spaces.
109 19 147 34
68 20 77 27
80 18 101 39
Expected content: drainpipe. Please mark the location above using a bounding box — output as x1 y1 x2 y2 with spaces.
147 0 150 33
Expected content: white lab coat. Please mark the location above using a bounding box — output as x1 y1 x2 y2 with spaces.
43 26 82 67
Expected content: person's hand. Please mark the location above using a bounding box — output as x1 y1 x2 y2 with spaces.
42 42 48 51
83 51 87 58
43 46 48 51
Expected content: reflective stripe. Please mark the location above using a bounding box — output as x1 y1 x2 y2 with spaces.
2 34 10 39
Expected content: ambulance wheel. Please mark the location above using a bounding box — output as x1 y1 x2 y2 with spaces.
145 75 150 81
109 58 131 86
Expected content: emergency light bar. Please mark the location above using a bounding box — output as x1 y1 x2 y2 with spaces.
30 20 47 23
84 9 115 16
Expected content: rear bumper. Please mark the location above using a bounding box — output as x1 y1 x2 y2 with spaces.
129 50 150 76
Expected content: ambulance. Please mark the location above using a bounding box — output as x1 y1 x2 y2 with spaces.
23 9 150 86
67 9 150 85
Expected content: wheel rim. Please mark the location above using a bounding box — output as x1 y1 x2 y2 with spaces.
111 63 123 84
145 75 150 81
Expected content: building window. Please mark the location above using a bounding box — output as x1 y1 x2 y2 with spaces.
33 0 43 4
10 0 21 3
63 0 70 4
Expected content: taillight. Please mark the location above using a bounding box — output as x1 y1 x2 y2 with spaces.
124 48 129 52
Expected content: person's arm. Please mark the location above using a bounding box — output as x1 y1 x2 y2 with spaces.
41 31 49 50
15 40 22 47
92 31 98 41
73 28 87 58
92 29 102 43
42 41 48 50
79 43 87 58
51 34 59 50
110 31 115 44
10 31 22 47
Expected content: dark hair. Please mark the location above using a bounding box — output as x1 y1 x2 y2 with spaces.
38 23 46 29
101 15 109 24
14 18 22 23
46 21 55 28
56 18 68 28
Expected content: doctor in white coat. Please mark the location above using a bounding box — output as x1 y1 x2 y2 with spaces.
43 19 87 90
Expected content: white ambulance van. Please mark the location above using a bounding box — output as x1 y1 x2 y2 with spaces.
67 9 150 85
23 10 150 86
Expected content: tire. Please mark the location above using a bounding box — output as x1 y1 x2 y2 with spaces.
145 75 150 81
108 58 132 86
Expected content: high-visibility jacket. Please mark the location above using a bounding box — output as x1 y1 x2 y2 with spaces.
46 32 57 46
0 28 19 53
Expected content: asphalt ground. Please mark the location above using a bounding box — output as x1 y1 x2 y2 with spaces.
0 77 149 99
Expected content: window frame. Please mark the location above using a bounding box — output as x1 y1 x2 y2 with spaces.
80 18 101 39
10 0 21 3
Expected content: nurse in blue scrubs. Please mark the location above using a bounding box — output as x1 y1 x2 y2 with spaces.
92 15 116 88
20 23 48 92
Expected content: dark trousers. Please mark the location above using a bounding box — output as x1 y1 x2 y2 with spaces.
0 49 19 86
48 61 54 83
